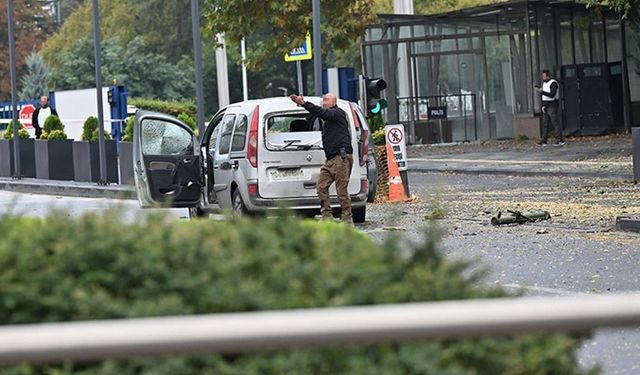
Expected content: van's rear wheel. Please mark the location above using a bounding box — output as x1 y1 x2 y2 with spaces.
352 206 366 223
188 206 206 219
232 189 248 217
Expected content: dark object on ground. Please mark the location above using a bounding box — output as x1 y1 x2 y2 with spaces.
492 210 551 226
616 215 640 233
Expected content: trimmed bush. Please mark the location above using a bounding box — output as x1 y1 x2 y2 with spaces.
177 113 197 131
41 115 68 140
42 129 68 140
366 114 385 133
3 121 30 140
372 128 385 145
129 98 196 118
122 116 134 142
0 212 596 374
81 116 99 141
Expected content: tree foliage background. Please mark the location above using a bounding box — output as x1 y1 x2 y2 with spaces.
19 52 49 101
0 0 53 101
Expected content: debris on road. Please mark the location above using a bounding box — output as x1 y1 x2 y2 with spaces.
491 210 551 226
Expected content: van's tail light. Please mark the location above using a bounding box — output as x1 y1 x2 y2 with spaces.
350 103 369 167
360 178 369 194
360 129 370 167
247 105 259 168
248 183 258 197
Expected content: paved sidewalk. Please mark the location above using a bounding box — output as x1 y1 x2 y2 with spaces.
0 178 135 199
407 135 634 180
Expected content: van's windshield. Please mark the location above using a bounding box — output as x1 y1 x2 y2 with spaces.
265 113 323 151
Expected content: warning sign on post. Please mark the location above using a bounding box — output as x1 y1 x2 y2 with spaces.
384 124 408 171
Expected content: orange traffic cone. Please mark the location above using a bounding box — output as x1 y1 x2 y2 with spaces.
386 142 410 202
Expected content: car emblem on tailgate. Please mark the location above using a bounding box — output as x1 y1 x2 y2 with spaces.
306 154 313 162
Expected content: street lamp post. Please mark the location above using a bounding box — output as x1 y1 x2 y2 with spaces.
312 0 322 96
7 0 21 179
191 0 205 137
91 0 108 185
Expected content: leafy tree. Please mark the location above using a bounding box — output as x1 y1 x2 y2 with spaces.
41 0 138 65
19 52 50 101
201 0 377 70
50 36 195 100
0 0 53 101
59 0 86 26
584 0 638 17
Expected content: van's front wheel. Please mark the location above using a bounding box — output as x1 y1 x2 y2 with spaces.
352 206 366 223
232 189 248 217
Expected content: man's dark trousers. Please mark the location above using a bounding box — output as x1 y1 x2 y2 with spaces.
541 101 563 143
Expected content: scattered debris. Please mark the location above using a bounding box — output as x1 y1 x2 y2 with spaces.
491 210 551 226
424 208 446 220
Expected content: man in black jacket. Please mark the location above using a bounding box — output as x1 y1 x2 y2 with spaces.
290 93 354 224
32 96 59 139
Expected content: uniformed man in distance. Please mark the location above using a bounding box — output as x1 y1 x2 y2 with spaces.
535 69 564 146
290 93 354 224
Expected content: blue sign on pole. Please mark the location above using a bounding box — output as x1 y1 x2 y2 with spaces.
285 33 313 62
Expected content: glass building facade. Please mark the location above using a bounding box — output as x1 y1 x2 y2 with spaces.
363 0 638 144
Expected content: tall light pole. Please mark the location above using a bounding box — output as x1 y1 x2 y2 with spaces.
191 0 205 136
312 0 322 96
241 38 248 101
91 0 107 184
7 0 20 178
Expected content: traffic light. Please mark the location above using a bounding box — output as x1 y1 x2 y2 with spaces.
107 88 115 107
365 78 388 116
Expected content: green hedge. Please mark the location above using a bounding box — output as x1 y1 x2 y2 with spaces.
0 212 596 374
129 98 196 118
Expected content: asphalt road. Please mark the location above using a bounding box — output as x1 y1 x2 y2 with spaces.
1 172 639 374
364 172 640 375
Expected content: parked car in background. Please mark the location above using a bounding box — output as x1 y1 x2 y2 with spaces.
132 97 371 222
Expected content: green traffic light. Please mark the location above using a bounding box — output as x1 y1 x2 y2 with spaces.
370 99 388 115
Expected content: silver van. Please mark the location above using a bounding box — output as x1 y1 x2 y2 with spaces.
133 97 371 222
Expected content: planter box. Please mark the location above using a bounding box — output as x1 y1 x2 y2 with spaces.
0 138 36 178
72 140 118 183
119 141 134 185
72 141 92 182
35 139 75 180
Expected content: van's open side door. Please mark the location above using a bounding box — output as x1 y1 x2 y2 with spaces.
133 111 203 208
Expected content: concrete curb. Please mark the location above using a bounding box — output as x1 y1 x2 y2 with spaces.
408 166 632 180
0 178 136 200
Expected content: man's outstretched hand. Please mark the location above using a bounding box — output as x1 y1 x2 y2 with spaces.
290 95 305 105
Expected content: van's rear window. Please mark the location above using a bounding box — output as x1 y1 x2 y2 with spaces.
265 114 322 151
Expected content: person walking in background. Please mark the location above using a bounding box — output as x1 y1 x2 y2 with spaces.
536 69 564 146
32 95 58 139
290 93 354 224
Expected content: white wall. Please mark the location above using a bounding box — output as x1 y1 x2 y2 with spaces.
54 88 112 141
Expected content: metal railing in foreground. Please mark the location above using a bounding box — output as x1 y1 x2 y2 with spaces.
1 293 639 365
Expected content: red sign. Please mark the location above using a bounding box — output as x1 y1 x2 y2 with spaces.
19 104 36 128
387 127 403 144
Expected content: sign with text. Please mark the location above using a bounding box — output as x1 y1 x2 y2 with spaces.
384 124 408 171
285 33 313 62
428 106 448 120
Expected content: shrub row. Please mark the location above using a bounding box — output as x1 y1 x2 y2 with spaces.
0 211 595 374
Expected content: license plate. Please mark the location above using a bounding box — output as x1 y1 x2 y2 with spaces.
270 169 304 180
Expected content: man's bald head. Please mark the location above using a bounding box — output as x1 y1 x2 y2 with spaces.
322 93 337 109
